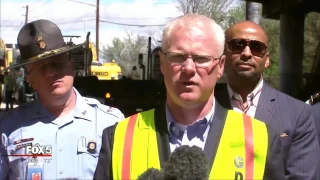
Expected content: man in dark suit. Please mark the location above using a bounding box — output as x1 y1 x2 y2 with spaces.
94 14 285 180
215 20 320 180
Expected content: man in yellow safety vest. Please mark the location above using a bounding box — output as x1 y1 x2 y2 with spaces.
94 14 285 180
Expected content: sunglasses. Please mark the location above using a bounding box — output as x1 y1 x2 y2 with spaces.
227 39 267 57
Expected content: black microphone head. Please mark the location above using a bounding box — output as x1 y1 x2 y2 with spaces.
138 168 162 180
162 145 210 180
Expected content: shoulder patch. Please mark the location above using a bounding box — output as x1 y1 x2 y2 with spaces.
97 104 125 120
83 97 102 105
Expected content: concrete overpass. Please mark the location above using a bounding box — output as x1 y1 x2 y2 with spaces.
244 0 320 98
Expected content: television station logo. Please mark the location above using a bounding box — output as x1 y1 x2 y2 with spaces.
8 143 52 158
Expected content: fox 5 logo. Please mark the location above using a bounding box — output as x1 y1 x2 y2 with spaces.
26 143 52 155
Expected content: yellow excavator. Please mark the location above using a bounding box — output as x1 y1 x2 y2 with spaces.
89 42 122 80
0 38 26 103
0 39 5 69
0 38 16 69
91 60 122 80
65 35 122 80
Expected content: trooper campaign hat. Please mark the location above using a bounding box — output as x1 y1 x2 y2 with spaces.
5 19 83 70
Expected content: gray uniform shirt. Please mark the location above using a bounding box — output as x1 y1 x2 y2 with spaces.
0 88 124 179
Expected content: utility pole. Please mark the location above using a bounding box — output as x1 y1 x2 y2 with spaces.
246 2 261 24
147 37 152 80
24 5 29 25
96 0 100 61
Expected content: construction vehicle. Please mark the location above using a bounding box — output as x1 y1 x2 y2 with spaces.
66 34 122 80
73 34 166 117
64 34 91 77
88 41 122 80
0 39 6 68
0 38 23 102
0 39 20 69
91 60 122 80
0 39 5 100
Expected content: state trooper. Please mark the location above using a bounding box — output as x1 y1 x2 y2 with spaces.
0 19 124 179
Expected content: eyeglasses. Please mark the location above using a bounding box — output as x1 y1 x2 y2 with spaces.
227 38 267 57
161 51 220 67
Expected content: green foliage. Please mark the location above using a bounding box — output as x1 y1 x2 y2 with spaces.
174 0 240 30
260 19 280 76
227 1 245 24
304 12 320 74
100 32 148 79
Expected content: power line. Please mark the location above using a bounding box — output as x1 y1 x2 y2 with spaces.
1 25 24 28
28 0 55 21
59 19 95 24
100 16 176 20
1 19 96 27
1 18 168 28
66 0 97 7
99 19 166 27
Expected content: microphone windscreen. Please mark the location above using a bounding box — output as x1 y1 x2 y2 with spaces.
162 145 210 180
138 168 162 180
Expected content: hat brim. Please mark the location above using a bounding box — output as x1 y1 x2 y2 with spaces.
4 43 85 70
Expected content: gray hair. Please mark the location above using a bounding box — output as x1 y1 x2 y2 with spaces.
162 14 225 57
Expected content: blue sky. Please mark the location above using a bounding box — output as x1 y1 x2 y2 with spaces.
0 0 182 48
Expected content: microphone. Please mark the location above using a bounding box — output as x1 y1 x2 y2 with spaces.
137 168 162 180
161 145 210 180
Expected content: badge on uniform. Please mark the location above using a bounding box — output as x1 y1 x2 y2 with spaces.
27 162 44 180
87 140 96 153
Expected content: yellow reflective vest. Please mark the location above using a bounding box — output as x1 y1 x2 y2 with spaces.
112 109 268 180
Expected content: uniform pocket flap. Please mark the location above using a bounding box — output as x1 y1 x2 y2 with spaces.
77 136 99 158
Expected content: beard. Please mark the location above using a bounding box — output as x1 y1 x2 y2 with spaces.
237 70 261 80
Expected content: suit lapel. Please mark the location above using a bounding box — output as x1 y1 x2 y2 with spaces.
216 82 277 125
154 105 171 168
255 82 277 125
204 101 228 169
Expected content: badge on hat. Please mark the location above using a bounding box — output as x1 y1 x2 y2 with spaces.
87 140 97 153
37 36 46 50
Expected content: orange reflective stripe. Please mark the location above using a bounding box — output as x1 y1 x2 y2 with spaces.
113 110 160 180
113 110 268 180
209 110 267 179
243 114 254 179
122 113 138 179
